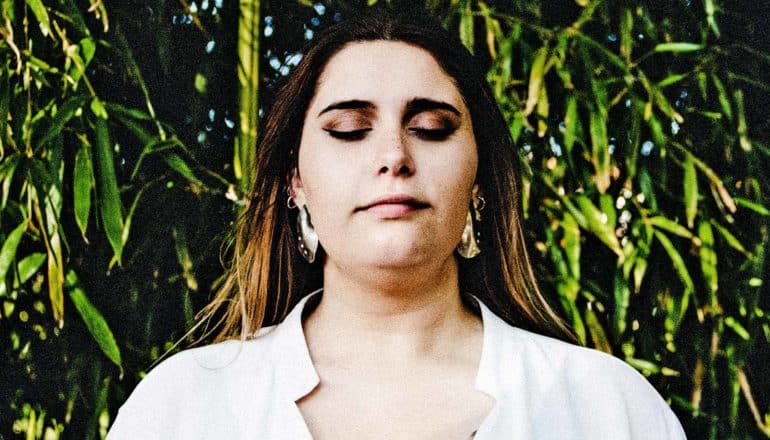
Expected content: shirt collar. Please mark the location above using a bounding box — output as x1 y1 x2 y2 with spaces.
267 289 506 402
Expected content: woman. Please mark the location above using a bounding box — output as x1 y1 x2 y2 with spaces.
109 8 686 439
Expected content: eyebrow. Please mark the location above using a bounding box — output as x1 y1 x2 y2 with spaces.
316 97 461 118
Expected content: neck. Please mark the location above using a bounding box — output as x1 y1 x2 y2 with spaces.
303 255 480 363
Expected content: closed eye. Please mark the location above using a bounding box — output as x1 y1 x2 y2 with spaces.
323 128 372 141
409 127 456 141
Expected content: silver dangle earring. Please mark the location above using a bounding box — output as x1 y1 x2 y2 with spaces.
457 196 484 259
296 204 319 263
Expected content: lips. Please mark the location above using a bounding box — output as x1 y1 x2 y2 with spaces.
356 194 429 218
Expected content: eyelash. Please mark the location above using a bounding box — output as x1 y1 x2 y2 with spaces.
323 127 455 142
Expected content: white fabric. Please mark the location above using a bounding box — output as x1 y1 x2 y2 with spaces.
108 292 687 439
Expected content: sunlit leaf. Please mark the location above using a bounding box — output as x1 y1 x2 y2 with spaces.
648 216 693 239
574 195 622 256
734 197 770 216
589 111 610 192
698 220 718 309
683 152 698 228
458 1 475 54
612 270 630 339
93 118 124 262
38 96 88 148
0 221 26 286
711 73 733 122
524 47 548 116
653 42 704 53
162 153 202 184
66 270 122 367
710 221 750 256
74 144 93 238
26 0 51 36
585 306 612 353
16 252 46 286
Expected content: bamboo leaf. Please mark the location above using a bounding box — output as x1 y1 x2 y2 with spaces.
38 96 88 148
698 220 718 308
619 8 633 61
524 47 548 116
734 197 770 216
66 270 122 367
563 96 578 154
26 0 51 37
711 74 733 122
574 195 623 256
585 306 612 354
612 270 630 339
724 316 750 340
710 221 750 255
74 144 93 238
683 152 698 228
0 154 21 209
648 216 693 239
93 118 124 262
653 42 704 53
16 252 46 286
654 230 693 332
162 153 201 184
458 1 475 54
654 230 695 292
0 221 26 284
589 111 611 192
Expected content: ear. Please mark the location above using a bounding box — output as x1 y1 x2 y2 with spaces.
290 168 307 206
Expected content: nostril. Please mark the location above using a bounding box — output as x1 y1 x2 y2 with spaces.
379 165 389 174
397 164 411 175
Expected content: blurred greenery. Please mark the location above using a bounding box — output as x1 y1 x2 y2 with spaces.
1 0 768 438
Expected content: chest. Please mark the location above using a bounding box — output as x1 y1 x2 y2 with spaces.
296 368 495 439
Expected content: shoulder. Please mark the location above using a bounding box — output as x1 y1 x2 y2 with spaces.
108 329 278 438
484 315 686 438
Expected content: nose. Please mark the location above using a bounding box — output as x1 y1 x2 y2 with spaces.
376 132 415 177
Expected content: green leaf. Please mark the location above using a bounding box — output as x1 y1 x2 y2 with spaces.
563 95 578 154
653 43 704 53
710 221 749 255
66 270 122 367
589 110 610 192
0 154 21 209
93 118 124 262
16 252 46 285
698 221 718 307
683 152 698 228
711 74 733 122
724 316 750 340
74 144 94 238
458 1 475 54
90 98 108 120
80 38 97 66
612 270 630 340
26 0 51 36
734 197 770 216
524 47 548 116
38 96 88 148
585 306 612 354
0 221 26 285
654 230 693 332
574 194 622 256
648 216 693 239
658 73 689 88
162 153 201 184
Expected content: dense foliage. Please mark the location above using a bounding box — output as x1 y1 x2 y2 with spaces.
1 0 768 438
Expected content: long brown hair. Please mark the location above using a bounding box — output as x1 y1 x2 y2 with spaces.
199 7 576 343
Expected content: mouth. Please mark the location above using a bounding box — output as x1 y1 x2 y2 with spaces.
356 195 430 218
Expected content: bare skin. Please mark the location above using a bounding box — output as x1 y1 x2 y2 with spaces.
292 41 495 439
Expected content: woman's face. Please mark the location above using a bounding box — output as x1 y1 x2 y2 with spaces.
293 40 478 271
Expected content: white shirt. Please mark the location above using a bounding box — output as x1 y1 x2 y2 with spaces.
108 292 686 439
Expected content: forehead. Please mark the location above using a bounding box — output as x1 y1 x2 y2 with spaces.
310 40 464 110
